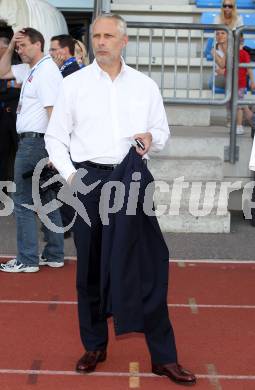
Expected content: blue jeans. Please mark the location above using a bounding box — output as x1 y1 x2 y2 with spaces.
13 137 64 266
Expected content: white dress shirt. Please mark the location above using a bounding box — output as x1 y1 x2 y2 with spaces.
249 139 255 171
45 59 170 181
12 55 63 134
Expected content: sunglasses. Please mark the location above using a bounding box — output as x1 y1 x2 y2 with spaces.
223 4 234 8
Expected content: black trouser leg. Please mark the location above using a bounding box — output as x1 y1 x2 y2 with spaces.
144 306 178 364
144 259 177 364
73 167 110 351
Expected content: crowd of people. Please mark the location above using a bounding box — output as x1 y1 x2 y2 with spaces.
0 23 89 188
211 0 255 135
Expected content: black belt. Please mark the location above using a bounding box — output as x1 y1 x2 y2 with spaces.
77 158 147 171
19 132 44 139
82 160 118 171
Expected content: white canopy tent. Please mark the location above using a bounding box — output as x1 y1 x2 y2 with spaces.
0 0 68 52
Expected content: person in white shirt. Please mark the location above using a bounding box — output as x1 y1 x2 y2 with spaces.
0 28 64 273
45 14 196 386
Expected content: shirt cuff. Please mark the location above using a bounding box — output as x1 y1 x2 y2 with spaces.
60 164 77 182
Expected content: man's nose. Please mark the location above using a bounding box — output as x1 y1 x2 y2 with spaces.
98 37 106 46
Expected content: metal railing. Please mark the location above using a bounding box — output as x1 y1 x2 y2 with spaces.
124 22 233 105
92 0 110 20
92 0 102 20
230 25 255 163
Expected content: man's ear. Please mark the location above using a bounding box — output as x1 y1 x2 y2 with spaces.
122 35 128 49
35 41 42 51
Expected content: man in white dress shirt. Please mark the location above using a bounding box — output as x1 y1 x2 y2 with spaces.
45 14 196 386
0 28 64 273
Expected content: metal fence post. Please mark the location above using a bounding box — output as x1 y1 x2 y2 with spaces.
229 29 240 164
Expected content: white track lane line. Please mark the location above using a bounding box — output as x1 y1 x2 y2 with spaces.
1 256 255 264
168 304 255 309
0 300 255 309
0 369 254 380
170 259 255 264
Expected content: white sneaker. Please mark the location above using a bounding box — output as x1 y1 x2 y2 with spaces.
0 258 39 273
39 255 64 268
236 125 244 135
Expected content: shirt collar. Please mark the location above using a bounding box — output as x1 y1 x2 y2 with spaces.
31 54 51 70
92 57 127 80
63 57 76 66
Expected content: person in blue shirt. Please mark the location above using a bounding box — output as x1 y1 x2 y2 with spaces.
49 34 80 77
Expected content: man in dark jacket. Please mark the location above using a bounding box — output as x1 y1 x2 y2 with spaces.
45 14 196 386
49 34 80 78
48 34 80 238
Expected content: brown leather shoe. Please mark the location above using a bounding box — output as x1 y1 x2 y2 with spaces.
152 362 196 386
76 350 107 373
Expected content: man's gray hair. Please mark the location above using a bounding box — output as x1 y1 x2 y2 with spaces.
91 13 127 36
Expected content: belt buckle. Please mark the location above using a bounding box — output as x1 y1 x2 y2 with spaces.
6 107 11 113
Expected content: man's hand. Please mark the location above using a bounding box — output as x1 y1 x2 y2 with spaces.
133 132 152 156
0 30 27 79
11 30 27 50
53 55 65 68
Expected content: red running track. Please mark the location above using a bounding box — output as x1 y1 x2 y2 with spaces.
0 257 255 390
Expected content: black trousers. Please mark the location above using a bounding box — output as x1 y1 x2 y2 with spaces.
0 109 18 182
73 163 178 364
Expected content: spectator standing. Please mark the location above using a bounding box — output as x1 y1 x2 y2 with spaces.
50 34 80 77
74 39 89 68
211 31 255 134
48 34 81 239
0 28 64 273
236 34 255 134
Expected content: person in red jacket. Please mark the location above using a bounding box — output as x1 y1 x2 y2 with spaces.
212 31 255 134
236 34 255 134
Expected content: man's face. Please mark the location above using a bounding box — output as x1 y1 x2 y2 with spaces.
15 35 41 64
92 18 128 66
49 40 65 60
